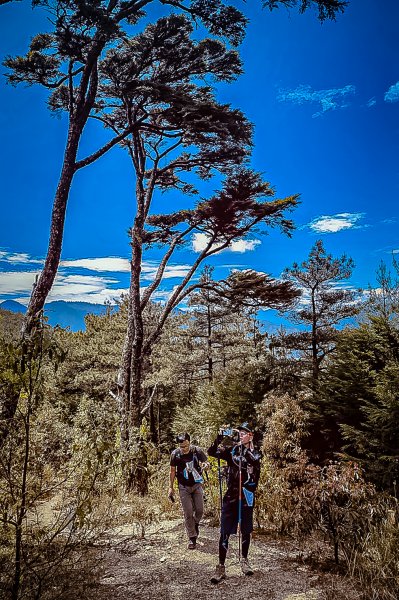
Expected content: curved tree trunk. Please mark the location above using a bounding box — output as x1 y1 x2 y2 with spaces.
21 51 100 337
22 124 81 337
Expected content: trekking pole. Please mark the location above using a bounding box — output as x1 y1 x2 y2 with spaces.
238 443 243 561
217 458 223 516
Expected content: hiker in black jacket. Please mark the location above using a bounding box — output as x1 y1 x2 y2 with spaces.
169 432 209 549
208 422 261 583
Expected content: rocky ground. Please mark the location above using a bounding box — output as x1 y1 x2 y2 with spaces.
93 518 360 600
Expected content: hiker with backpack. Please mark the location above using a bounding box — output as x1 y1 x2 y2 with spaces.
168 432 209 549
208 422 262 583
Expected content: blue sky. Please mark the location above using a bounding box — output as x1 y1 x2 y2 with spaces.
0 0 398 326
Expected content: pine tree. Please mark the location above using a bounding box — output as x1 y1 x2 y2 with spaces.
318 316 399 489
3 0 350 488
3 0 346 337
281 240 360 387
364 260 399 321
3 1 248 338
184 266 298 381
320 262 399 489
103 14 301 491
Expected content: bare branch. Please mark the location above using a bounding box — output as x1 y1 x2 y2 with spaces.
140 235 182 311
89 113 121 136
140 383 158 414
50 66 84 90
142 233 235 353
74 126 133 170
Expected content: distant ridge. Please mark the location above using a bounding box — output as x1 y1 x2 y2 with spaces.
0 300 116 332
0 299 26 313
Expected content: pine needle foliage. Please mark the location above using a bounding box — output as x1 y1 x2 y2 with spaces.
316 315 399 490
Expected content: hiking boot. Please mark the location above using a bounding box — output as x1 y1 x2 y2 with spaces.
211 564 226 584
188 537 197 549
241 558 254 576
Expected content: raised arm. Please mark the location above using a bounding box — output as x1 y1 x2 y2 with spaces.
208 436 231 462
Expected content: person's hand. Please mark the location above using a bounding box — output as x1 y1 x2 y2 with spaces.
168 487 175 503
219 425 233 436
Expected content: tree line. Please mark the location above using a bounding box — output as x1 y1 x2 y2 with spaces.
1 245 398 597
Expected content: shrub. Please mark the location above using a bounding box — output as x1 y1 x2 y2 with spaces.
344 497 399 600
256 392 383 565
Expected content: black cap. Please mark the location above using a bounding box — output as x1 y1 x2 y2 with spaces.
237 422 252 433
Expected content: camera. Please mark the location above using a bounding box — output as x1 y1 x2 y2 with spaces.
221 428 234 437
219 427 239 445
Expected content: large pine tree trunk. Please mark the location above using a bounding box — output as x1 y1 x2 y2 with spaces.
207 304 213 382
117 309 134 467
118 187 148 493
311 288 319 387
4 115 89 450
129 186 145 423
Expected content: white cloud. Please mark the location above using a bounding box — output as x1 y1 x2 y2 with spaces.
1 257 193 305
8 253 42 264
230 239 261 253
277 84 356 118
366 97 377 108
0 248 217 305
0 270 126 305
149 289 175 303
0 271 40 296
55 274 117 286
48 274 121 303
384 81 399 103
231 267 267 276
61 256 191 281
61 257 130 272
192 233 260 254
308 213 365 233
192 233 223 253
162 265 192 278
0 250 43 265
47 284 128 304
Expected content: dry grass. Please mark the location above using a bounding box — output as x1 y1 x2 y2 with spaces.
344 504 399 600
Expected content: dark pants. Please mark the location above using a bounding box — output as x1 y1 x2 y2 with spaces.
218 496 254 563
221 497 254 536
219 532 250 564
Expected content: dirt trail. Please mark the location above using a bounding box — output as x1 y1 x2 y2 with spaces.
94 519 359 600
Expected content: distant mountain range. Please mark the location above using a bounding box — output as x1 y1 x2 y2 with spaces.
0 299 115 332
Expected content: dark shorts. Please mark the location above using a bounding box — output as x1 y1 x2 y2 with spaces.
220 497 254 536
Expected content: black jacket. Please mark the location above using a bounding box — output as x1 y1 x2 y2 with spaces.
208 436 261 505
